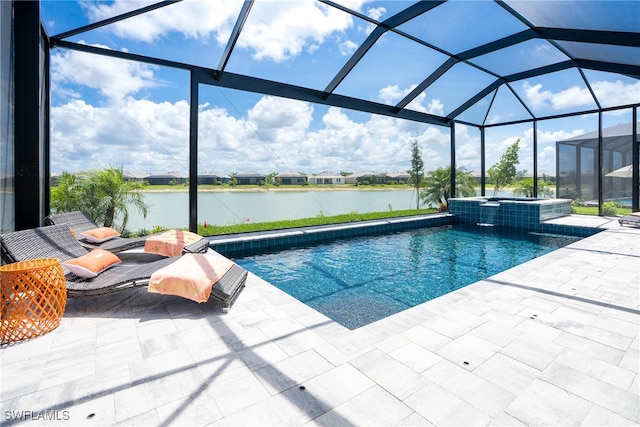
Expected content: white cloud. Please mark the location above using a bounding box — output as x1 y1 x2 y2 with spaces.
360 6 387 34
247 96 313 144
425 99 445 116
49 90 601 179
522 81 552 109
83 0 368 62
366 7 386 21
83 0 238 44
50 93 457 175
51 44 160 101
377 85 405 104
593 80 640 106
239 0 360 62
550 85 594 109
488 115 502 125
51 98 191 173
377 85 444 115
339 39 358 56
523 79 640 111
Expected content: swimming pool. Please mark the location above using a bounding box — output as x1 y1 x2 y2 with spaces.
235 224 581 329
610 198 633 207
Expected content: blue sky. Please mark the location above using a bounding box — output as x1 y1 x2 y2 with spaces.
42 0 639 177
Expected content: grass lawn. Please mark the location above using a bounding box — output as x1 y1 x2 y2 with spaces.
571 206 631 216
126 209 437 237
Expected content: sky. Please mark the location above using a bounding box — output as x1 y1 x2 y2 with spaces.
42 0 639 177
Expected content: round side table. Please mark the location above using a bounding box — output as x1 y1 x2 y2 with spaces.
1 258 67 344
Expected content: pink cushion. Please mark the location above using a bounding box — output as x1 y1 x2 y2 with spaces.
144 230 204 257
79 227 121 243
63 249 121 278
148 253 234 303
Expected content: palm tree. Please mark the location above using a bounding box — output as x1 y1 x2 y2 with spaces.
420 166 476 209
50 171 87 213
513 177 554 198
51 167 148 231
84 168 148 231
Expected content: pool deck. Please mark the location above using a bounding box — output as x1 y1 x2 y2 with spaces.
1 215 638 426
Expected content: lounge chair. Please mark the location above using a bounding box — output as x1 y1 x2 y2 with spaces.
44 210 209 254
1 224 247 309
619 212 640 228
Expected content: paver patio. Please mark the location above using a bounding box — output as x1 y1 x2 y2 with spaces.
1 215 638 426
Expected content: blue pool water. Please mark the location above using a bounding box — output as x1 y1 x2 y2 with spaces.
235 224 580 329
610 198 632 207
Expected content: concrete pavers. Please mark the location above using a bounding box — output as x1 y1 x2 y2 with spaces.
1 215 638 426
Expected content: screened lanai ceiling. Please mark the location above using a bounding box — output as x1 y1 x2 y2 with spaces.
44 0 640 128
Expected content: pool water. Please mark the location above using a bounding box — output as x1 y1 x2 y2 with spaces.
235 224 580 329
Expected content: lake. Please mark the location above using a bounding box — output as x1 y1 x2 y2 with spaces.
124 189 420 231
123 188 513 231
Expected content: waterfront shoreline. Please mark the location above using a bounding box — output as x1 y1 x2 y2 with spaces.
141 186 416 193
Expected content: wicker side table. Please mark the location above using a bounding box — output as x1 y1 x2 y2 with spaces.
1 258 67 344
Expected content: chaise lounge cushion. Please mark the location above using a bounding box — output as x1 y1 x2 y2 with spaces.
63 249 122 278
144 230 206 257
147 253 235 303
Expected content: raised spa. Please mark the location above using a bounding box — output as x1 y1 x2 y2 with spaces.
448 197 572 229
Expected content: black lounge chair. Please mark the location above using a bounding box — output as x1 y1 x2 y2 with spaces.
619 213 640 228
1 224 247 309
44 210 209 254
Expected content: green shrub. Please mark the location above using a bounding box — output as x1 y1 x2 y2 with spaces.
602 201 621 216
133 228 148 237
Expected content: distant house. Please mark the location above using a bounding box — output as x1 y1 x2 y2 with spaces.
345 171 382 184
50 172 60 187
385 171 410 183
276 171 307 185
198 171 230 185
123 171 148 183
308 171 345 185
470 170 556 182
146 171 188 185
532 170 557 181
235 171 266 185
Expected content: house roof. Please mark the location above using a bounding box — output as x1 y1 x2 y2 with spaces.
386 171 410 178
557 121 640 151
123 171 148 179
199 171 230 178
347 171 380 178
311 172 344 179
560 121 640 143
146 171 187 179
236 171 266 178
276 171 306 178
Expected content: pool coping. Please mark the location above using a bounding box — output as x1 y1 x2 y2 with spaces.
206 213 454 257
206 212 604 258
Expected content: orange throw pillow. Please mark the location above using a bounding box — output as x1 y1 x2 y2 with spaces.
63 249 121 278
79 227 121 243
